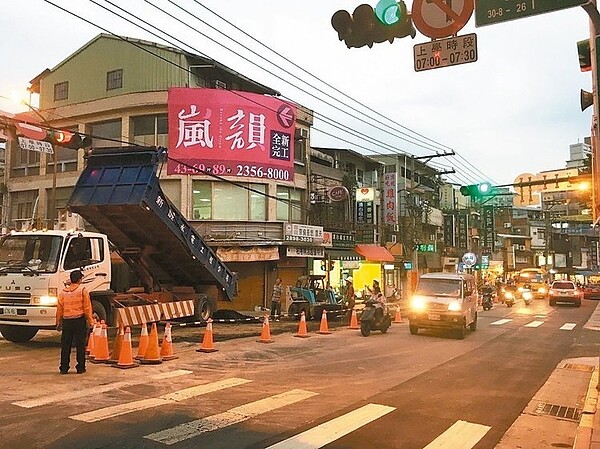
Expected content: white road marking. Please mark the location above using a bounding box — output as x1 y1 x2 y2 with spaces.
264 403 395 449
145 389 318 445
490 319 512 326
13 369 193 408
560 323 577 331
70 377 251 423
423 420 491 449
534 315 547 319
525 320 544 328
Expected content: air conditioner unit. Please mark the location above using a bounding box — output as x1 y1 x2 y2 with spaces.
503 223 511 228
214 80 227 89
295 128 309 139
518 245 526 251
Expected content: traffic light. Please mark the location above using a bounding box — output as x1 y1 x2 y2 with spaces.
459 182 492 198
331 1 416 49
45 129 92 149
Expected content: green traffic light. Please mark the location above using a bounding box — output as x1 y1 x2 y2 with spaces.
375 0 401 25
478 182 491 194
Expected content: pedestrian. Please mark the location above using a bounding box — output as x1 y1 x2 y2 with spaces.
344 277 355 317
270 277 283 321
368 279 382 298
56 269 94 374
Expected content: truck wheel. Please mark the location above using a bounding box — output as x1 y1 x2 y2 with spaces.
469 313 478 331
409 324 418 335
92 300 108 324
0 325 38 342
455 322 467 340
194 298 213 322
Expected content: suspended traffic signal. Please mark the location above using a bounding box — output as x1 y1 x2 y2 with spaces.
460 182 493 198
331 1 416 49
45 129 92 149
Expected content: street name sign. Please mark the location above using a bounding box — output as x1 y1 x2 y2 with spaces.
475 0 590 27
414 33 478 72
18 136 53 154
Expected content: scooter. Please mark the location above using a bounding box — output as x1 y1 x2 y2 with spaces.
360 296 392 337
503 289 515 307
482 291 494 311
522 289 533 305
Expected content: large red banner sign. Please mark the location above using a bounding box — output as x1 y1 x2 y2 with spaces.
167 88 296 182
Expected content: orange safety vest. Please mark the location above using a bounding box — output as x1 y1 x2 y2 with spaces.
57 284 93 324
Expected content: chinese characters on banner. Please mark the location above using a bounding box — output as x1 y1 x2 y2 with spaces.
456 212 468 250
383 172 397 225
443 214 455 247
167 88 296 181
481 206 495 251
356 202 374 224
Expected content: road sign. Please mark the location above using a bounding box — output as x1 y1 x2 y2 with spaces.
462 252 477 267
414 33 478 72
18 136 53 154
475 0 589 27
412 0 474 39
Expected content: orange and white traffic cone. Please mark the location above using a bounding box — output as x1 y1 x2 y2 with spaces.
113 327 139 369
393 306 404 324
294 311 311 338
91 321 110 363
108 324 125 364
197 318 218 353
257 315 274 343
160 323 178 361
317 310 332 335
140 322 162 365
136 322 149 360
86 322 97 358
348 309 359 329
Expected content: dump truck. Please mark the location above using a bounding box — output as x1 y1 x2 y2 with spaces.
0 146 237 342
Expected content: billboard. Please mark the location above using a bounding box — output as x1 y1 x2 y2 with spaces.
167 88 296 181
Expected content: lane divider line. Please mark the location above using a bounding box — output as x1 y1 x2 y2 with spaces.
423 420 491 449
144 389 318 445
490 319 512 326
560 323 577 331
525 320 544 328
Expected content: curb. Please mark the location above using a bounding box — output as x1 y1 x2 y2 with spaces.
574 367 599 449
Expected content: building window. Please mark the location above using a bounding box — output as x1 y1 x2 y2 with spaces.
46 126 78 174
106 69 123 91
192 181 266 221
53 81 68 101
89 119 122 148
46 186 74 225
131 115 168 147
10 145 40 178
10 190 38 229
276 186 302 222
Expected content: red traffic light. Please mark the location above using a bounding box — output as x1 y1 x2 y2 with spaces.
46 129 92 149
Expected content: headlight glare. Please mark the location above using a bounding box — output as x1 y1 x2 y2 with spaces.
447 301 461 312
39 295 58 306
411 296 426 311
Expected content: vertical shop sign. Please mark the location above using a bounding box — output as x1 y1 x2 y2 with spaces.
457 212 468 250
481 205 495 251
383 172 397 225
443 213 455 247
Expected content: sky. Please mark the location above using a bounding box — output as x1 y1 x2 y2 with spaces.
0 0 594 186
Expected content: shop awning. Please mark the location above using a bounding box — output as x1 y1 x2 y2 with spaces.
355 244 395 262
217 246 279 262
325 248 364 261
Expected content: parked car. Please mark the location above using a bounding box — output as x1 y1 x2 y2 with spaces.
548 281 582 307
583 284 600 300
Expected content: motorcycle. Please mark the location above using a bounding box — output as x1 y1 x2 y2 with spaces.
522 285 533 305
502 288 515 308
360 296 392 337
482 291 494 311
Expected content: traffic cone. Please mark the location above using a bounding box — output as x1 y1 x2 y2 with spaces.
393 306 404 324
86 322 97 357
89 320 103 360
294 311 311 338
136 322 149 360
140 322 162 365
160 323 178 361
317 310 332 335
108 324 125 364
113 327 139 369
257 315 274 343
91 321 110 363
348 309 359 329
197 318 218 353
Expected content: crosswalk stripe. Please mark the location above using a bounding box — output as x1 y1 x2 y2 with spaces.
560 323 577 331
490 319 512 326
12 369 193 408
70 377 251 423
423 420 491 449
264 403 395 449
525 320 544 328
144 389 318 445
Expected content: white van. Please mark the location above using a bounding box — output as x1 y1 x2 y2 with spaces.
408 273 478 339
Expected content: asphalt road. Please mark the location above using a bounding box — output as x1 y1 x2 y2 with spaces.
1 298 599 449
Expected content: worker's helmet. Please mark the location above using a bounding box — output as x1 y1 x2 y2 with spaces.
346 277 353 283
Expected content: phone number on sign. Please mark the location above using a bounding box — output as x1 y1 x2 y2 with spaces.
171 163 291 180
236 165 291 180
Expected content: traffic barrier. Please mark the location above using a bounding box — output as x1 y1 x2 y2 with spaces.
160 323 178 361
113 327 139 369
86 322 97 357
197 318 218 353
393 306 404 324
136 322 149 360
257 315 274 343
317 310 332 335
91 321 110 363
140 322 162 365
294 311 311 338
348 309 359 329
108 324 125 364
